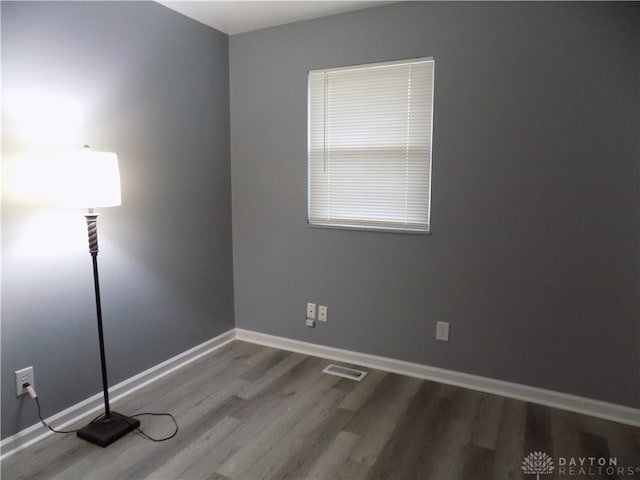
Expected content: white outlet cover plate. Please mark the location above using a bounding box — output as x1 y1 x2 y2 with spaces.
436 321 450 341
306 303 316 319
318 305 327 322
15 366 34 396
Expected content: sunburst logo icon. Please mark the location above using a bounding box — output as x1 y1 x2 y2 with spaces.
522 451 555 480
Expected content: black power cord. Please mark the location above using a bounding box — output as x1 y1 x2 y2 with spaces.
27 383 178 442
126 412 179 442
35 397 104 434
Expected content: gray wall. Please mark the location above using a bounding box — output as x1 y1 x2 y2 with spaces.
230 2 640 407
2 1 638 443
1 1 233 438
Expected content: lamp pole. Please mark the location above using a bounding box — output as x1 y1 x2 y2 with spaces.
85 209 111 416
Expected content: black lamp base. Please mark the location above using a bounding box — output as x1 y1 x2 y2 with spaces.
76 412 140 447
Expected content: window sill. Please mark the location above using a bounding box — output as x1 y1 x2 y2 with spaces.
306 222 432 235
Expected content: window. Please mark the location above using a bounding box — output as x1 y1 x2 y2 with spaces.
308 57 435 233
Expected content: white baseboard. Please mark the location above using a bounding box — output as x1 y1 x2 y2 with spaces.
235 328 640 427
0 329 235 459
3 326 637 460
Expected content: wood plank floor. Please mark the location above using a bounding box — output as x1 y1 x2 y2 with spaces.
2 341 639 479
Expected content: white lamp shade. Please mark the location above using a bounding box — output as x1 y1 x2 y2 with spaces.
57 149 122 208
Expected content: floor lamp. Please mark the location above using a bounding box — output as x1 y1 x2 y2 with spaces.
58 146 140 447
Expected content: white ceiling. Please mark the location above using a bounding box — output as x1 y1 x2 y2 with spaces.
158 1 392 35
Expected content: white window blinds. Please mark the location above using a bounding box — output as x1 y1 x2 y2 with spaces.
308 58 434 233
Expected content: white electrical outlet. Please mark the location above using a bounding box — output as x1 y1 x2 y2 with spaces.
15 366 34 397
306 318 315 328
318 305 328 322
306 302 316 319
436 321 450 342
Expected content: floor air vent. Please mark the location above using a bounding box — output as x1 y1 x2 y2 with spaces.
322 364 368 381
